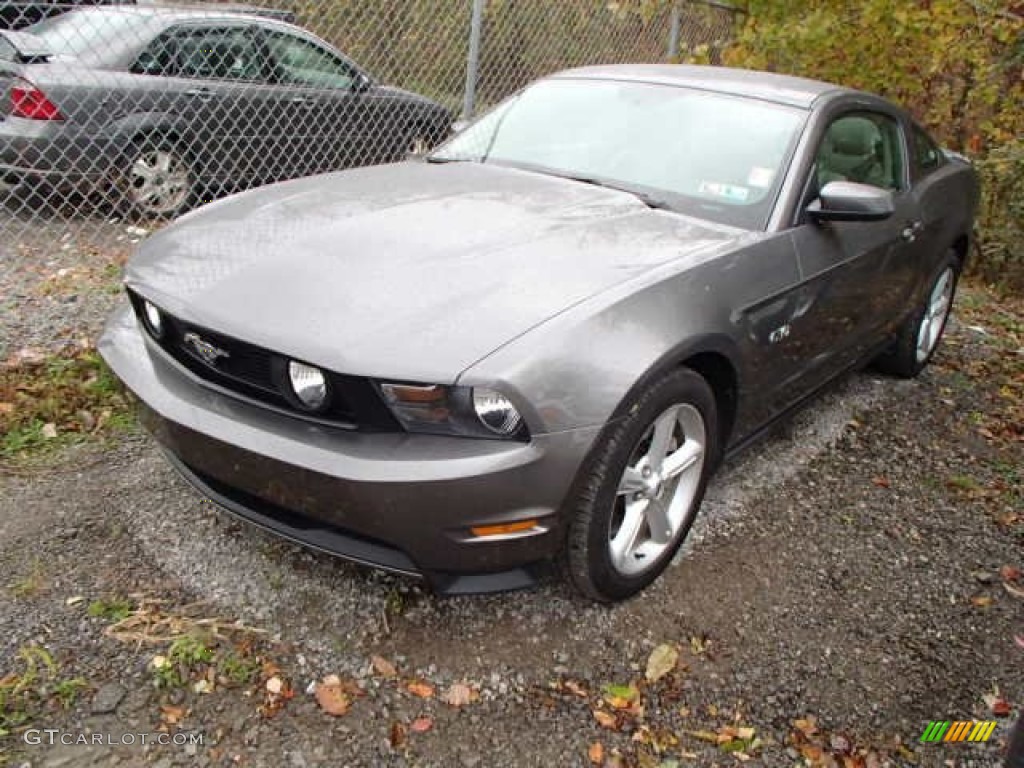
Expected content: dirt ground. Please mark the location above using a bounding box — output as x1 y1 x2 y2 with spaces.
0 209 1022 767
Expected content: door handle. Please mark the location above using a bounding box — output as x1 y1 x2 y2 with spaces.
185 88 215 101
290 96 317 108
901 220 924 243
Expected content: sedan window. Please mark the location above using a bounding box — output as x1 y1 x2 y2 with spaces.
264 31 356 89
174 28 265 82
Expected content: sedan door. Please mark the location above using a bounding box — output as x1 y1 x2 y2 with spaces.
258 27 365 178
132 23 279 188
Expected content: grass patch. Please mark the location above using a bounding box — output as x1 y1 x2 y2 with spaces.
0 347 134 461
0 645 88 736
7 560 46 599
87 596 134 623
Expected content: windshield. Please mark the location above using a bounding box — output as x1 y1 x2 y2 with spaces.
432 78 807 230
27 9 163 67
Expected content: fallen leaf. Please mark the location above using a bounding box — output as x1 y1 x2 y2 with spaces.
0 402 13 415
999 565 1022 582
266 676 284 695
407 681 434 699
793 717 818 737
441 682 476 708
871 476 890 488
371 655 397 678
159 705 187 725
645 644 679 683
41 422 57 439
685 729 720 744
593 710 617 729
410 716 432 733
690 635 710 655
588 741 604 765
737 727 756 741
1014 635 1024 649
193 679 214 694
65 596 84 607
565 680 588 698
389 721 406 748
971 595 994 607
314 677 351 717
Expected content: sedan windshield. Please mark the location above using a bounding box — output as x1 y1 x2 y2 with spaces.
432 78 806 230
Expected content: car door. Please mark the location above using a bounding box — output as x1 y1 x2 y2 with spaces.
786 108 926 388
133 23 278 188
259 28 365 178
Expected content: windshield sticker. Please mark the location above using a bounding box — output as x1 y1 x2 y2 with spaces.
698 181 750 203
747 166 775 188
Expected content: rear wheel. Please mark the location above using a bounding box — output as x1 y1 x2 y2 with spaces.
875 251 959 378
565 368 718 602
122 139 195 220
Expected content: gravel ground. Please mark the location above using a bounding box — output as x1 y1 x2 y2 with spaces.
0 209 1021 767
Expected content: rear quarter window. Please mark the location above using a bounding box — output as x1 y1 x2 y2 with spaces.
912 125 946 179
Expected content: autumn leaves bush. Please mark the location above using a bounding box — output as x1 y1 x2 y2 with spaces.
718 0 1024 291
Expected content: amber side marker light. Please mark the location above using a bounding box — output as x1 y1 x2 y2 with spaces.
470 520 539 538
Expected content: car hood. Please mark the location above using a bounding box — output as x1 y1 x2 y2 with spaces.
126 161 750 382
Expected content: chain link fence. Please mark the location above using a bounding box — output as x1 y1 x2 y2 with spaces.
0 0 738 240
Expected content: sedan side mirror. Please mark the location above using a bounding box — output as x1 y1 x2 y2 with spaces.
807 181 895 222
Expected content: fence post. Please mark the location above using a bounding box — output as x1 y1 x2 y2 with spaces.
666 2 681 61
462 0 486 120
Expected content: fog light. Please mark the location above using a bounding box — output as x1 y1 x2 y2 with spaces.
288 360 327 410
142 300 163 338
472 388 522 436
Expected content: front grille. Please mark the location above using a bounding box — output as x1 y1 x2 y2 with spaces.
127 290 399 431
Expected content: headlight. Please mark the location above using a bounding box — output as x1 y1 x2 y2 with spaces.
142 300 163 338
379 382 526 440
287 360 328 410
473 388 522 436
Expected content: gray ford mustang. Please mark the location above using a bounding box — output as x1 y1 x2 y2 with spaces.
99 65 979 601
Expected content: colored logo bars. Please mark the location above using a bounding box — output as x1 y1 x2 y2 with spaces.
920 721 997 743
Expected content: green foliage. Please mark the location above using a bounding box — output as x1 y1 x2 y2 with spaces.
718 0 1024 291
87 596 135 622
0 645 87 735
0 348 134 460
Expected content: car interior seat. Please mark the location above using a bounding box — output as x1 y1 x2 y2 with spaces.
817 116 889 189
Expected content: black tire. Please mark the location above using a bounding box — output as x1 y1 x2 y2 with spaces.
120 138 195 220
875 250 960 378
565 367 719 602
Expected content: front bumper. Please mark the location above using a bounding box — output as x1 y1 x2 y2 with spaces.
98 304 601 594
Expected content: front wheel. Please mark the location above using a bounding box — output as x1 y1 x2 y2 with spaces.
875 252 959 378
565 368 718 602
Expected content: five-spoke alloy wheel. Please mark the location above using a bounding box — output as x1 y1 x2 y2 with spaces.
566 367 718 602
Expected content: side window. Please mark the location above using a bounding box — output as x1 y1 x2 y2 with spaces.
132 31 179 76
174 27 265 82
912 125 945 177
264 31 356 89
815 112 905 192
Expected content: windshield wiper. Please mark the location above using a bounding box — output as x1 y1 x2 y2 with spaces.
558 174 675 211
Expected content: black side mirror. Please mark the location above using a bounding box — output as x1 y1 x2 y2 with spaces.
807 180 895 222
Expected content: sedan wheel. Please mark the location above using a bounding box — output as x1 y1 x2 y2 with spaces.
566 367 718 602
124 143 193 219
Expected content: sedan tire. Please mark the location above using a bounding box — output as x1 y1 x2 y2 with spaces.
566 368 718 602
876 250 959 378
121 138 195 220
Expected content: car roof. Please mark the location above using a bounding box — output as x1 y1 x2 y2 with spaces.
550 64 850 109
53 4 290 28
